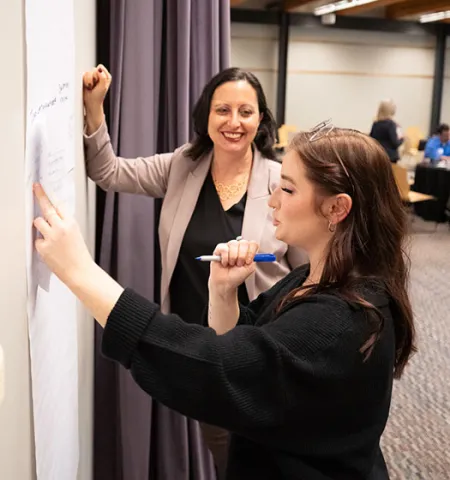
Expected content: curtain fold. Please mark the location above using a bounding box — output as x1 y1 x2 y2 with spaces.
94 1 231 478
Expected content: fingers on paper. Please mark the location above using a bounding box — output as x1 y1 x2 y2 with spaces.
33 184 63 226
33 216 51 238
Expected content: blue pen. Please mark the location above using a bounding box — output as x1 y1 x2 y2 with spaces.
196 253 276 262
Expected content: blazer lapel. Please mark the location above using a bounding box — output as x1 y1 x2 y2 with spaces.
242 149 271 300
164 152 212 298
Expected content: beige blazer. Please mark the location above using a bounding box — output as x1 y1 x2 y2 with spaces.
84 123 306 313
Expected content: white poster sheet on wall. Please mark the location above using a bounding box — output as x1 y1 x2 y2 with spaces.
24 0 79 478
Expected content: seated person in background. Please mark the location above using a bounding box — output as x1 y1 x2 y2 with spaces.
424 123 450 163
370 99 404 163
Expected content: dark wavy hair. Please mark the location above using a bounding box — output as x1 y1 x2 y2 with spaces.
437 123 449 135
279 128 416 379
184 67 277 161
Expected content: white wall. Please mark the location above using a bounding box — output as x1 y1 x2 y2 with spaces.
0 2 34 478
231 23 437 136
286 28 435 134
231 22 279 113
0 1 96 479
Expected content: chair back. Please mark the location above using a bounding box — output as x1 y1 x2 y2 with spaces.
404 126 424 151
392 164 410 202
276 124 297 148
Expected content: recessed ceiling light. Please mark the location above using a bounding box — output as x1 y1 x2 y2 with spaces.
419 10 450 23
315 0 378 16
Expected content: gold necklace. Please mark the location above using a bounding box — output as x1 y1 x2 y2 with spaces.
213 174 249 202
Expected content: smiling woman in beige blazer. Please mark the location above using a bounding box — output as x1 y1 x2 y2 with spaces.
82 65 305 479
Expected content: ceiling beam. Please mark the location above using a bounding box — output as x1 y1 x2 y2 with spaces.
387 0 450 19
231 8 449 35
338 0 404 16
283 0 317 12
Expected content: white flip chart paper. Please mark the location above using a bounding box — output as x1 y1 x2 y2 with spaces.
24 0 79 478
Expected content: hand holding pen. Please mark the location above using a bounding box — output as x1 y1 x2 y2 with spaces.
197 253 276 263
197 236 276 267
204 237 275 294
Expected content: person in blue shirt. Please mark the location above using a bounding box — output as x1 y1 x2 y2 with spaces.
424 123 450 162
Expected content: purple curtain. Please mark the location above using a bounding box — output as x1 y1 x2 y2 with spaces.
93 1 231 479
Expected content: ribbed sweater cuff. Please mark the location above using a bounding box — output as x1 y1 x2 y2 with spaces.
102 288 158 368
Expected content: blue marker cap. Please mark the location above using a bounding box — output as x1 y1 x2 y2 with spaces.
253 253 276 262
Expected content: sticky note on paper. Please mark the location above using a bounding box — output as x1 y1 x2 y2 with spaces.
0 345 4 407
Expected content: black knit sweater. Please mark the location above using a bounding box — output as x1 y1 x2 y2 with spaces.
102 266 395 479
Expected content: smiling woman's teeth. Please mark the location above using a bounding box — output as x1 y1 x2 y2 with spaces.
224 133 242 139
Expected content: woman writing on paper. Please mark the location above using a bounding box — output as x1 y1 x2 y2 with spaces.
34 123 415 479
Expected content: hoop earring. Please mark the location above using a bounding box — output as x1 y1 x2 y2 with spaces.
328 221 336 233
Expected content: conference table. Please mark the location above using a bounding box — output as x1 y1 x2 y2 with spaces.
412 163 450 223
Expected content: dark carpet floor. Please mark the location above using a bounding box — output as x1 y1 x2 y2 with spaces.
382 221 450 479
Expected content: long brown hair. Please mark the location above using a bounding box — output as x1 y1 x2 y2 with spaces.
281 128 415 378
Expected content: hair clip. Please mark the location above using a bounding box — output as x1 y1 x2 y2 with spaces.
307 119 353 186
309 118 335 142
